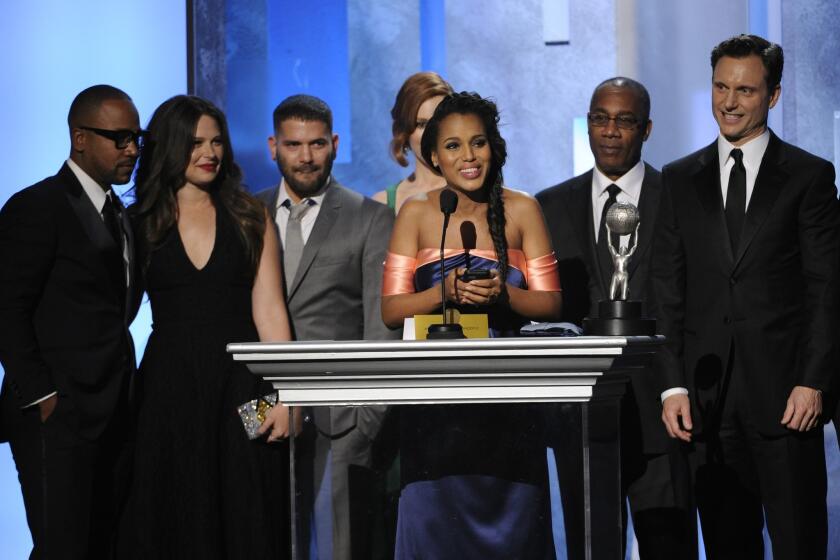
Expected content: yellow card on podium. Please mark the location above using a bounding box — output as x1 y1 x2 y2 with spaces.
413 311 490 339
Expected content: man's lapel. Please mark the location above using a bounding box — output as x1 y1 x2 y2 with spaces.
692 142 735 265
61 163 125 298
628 163 660 278
266 184 281 216
61 164 118 256
567 172 605 296
287 180 342 300
733 132 786 269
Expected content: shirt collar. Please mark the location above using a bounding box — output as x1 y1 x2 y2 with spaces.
717 129 770 170
592 160 645 201
66 158 110 212
278 176 330 210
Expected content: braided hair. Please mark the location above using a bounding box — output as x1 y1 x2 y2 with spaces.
420 92 509 280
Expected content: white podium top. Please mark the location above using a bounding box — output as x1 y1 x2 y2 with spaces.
228 336 662 405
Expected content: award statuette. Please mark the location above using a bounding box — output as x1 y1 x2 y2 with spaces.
583 202 656 336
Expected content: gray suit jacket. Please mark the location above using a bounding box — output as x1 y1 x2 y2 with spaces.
256 179 399 439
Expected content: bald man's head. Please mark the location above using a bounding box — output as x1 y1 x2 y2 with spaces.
590 77 651 123
67 85 140 188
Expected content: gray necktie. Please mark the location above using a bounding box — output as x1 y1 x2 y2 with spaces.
283 200 312 286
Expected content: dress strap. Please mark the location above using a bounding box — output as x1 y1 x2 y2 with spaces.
525 253 562 291
385 182 400 211
382 251 417 295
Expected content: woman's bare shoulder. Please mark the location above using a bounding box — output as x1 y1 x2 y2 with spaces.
502 187 541 214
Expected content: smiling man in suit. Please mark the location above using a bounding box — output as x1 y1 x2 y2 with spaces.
537 77 692 559
0 85 143 559
257 94 397 560
651 35 840 559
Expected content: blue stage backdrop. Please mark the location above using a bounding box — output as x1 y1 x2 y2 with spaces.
0 1 185 555
200 1 840 558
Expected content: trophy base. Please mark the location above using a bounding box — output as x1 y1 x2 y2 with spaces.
583 300 656 336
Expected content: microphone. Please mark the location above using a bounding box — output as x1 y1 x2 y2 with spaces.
440 187 458 214
427 189 465 339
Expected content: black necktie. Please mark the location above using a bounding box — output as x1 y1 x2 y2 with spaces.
725 149 746 253
597 184 622 287
102 192 122 245
102 192 127 296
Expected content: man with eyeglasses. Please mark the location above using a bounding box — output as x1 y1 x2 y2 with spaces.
0 84 144 558
537 77 693 559
650 35 839 559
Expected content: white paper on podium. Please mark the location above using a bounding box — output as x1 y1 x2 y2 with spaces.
403 318 415 340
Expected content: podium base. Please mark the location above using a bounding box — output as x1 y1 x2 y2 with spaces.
583 300 655 336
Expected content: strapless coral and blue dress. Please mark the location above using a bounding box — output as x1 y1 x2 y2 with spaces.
383 248 561 559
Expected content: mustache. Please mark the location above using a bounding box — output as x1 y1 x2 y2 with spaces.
294 164 321 173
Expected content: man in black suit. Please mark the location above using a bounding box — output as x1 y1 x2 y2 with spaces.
0 85 143 559
652 35 839 559
537 78 692 559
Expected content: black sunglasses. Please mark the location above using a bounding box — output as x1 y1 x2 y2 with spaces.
79 126 146 149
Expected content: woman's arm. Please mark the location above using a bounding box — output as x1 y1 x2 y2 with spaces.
251 212 298 441
509 195 562 320
252 212 292 342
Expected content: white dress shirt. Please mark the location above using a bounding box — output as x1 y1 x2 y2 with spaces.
718 130 770 209
591 160 644 247
661 130 771 404
272 177 330 248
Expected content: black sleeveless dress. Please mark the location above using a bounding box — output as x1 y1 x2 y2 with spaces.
122 207 289 558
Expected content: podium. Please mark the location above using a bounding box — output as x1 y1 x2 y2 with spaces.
229 335 663 560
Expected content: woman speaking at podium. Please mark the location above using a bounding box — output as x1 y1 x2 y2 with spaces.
381 92 562 559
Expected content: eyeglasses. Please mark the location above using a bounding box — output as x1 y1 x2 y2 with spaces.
586 113 642 130
79 126 146 149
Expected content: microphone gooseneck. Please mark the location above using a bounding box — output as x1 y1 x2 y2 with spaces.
439 189 457 324
427 189 465 339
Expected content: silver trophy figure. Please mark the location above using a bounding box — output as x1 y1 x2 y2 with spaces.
584 201 654 335
605 202 641 301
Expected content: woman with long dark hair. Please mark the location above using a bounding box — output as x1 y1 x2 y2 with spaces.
122 95 293 557
381 92 562 558
373 71 454 212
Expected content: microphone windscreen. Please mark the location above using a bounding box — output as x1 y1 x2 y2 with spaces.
440 189 458 215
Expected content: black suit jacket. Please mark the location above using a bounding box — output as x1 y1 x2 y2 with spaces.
537 163 667 453
0 164 141 441
650 132 840 436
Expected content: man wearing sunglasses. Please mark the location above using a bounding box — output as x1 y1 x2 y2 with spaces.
537 77 693 559
0 84 144 558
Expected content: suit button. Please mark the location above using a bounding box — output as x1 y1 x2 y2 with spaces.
729 277 736 286
723 316 731 325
